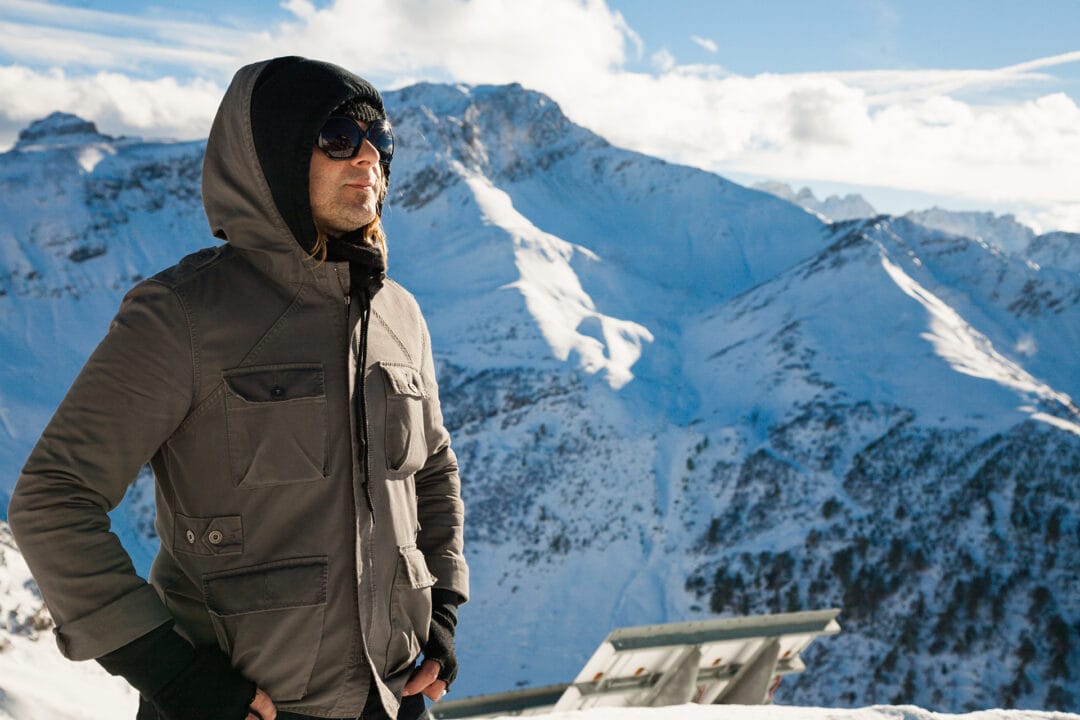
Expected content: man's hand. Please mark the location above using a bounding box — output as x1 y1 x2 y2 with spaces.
402 659 447 702
246 688 277 720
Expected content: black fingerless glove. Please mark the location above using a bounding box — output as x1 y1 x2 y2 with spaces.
153 645 258 720
97 623 257 720
424 589 463 689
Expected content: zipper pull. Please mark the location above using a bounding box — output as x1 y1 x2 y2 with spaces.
333 264 351 310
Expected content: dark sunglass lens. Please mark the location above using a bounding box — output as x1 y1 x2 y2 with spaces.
318 116 394 162
367 120 394 161
318 117 360 159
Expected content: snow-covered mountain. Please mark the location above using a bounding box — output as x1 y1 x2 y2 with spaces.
901 209 1037 256
1 86 1078 716
1026 232 1080 275
752 181 878 223
750 183 1053 262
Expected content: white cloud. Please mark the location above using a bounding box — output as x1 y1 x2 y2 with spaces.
0 20 238 70
0 0 1078 232
0 1 249 70
1016 202 1080 235
690 35 718 54
280 0 319 22
238 0 644 103
1002 49 1080 73
0 66 222 143
651 49 676 73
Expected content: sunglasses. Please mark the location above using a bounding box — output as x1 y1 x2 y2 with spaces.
317 116 394 164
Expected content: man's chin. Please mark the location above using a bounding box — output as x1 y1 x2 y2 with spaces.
325 214 377 239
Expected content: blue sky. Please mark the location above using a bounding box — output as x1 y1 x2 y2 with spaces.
622 1 1080 80
11 0 1080 87
1 0 1078 231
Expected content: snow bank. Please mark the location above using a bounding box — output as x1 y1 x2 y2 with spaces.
489 705 1078 720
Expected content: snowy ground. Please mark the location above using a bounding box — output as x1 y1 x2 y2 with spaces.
0 634 138 718
0 525 138 718
472 707 1078 720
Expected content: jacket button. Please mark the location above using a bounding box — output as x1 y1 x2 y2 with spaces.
208 530 223 545
185 530 196 544
270 386 285 399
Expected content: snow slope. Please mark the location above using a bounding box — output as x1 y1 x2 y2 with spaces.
0 521 137 718
485 707 1076 720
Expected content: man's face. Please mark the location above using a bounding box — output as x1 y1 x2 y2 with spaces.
309 119 385 238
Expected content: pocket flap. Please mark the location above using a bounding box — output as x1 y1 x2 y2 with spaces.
224 364 325 403
379 363 426 399
399 546 436 589
203 556 328 616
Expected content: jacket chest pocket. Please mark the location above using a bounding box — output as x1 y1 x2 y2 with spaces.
223 364 328 488
378 362 428 478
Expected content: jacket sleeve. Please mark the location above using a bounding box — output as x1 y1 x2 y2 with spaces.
8 279 193 660
414 315 469 604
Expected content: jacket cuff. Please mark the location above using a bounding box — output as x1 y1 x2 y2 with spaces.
55 584 173 661
96 623 196 697
428 559 470 604
431 588 464 611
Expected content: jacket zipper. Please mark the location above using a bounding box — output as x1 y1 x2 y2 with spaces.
356 289 375 517
334 266 373 684
335 265 376 519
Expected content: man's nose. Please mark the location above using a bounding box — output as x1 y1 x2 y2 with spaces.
351 138 381 166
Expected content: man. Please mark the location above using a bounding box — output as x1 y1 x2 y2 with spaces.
8 56 468 720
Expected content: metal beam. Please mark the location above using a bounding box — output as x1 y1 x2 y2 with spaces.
607 609 840 651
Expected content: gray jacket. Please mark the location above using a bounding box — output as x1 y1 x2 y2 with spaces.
8 59 468 718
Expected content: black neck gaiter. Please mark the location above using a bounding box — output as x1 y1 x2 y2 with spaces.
327 230 386 300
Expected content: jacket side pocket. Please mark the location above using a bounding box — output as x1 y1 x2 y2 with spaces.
223 363 328 488
203 556 328 702
385 545 435 678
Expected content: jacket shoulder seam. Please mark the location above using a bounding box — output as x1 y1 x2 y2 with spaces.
148 245 236 290
383 277 418 304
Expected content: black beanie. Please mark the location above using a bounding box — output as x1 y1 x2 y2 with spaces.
333 97 385 125
249 56 386 253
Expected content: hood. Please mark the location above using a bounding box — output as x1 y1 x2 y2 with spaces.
202 56 386 286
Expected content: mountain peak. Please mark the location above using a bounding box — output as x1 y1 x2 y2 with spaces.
14 112 113 149
754 180 877 222
385 81 603 185
902 206 1035 253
